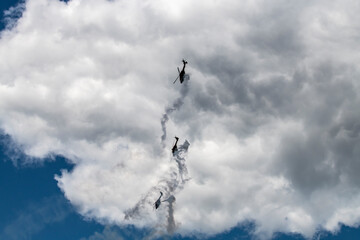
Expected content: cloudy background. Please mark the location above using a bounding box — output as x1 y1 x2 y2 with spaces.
1 0 360 239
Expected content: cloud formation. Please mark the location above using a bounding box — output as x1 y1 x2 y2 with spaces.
1 0 360 238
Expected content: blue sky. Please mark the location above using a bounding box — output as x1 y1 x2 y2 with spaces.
2 0 360 239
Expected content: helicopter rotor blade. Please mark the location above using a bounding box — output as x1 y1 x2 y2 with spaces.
173 75 179 84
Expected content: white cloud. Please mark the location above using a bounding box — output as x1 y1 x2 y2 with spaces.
2 0 360 238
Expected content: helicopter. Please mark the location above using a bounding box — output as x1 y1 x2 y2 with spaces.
171 136 179 156
173 59 188 84
154 191 163 210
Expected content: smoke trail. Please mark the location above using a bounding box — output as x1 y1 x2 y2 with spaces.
124 191 153 221
124 140 190 235
160 76 190 147
163 195 176 234
125 72 191 237
173 140 190 183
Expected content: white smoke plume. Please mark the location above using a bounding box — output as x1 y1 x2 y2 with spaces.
160 77 190 148
124 140 190 236
163 195 176 235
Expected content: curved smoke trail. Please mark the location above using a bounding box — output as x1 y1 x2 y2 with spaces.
161 75 190 147
124 140 190 235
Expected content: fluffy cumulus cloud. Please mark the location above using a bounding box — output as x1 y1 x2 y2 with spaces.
1 0 360 238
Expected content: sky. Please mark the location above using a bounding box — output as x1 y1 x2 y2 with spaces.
1 0 360 239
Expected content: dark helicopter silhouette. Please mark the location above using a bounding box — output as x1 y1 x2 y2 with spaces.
173 59 188 84
154 191 163 209
171 136 179 156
